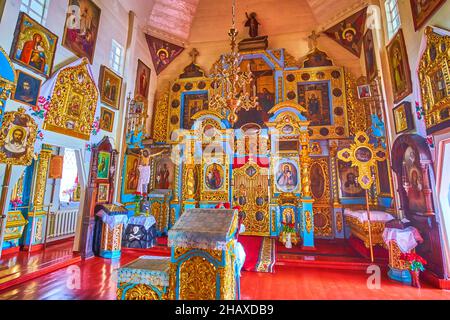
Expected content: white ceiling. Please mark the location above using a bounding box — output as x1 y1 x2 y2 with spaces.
118 0 368 44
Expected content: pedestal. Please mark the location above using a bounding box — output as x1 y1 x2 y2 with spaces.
238 36 269 52
388 240 413 285
100 222 124 259
117 256 170 300
148 190 172 236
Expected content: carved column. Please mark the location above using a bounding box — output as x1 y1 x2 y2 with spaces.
329 142 341 207
299 132 315 249
329 141 344 238
26 145 52 248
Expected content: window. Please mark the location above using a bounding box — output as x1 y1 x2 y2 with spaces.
110 40 125 75
20 0 49 25
385 0 401 39
59 149 79 203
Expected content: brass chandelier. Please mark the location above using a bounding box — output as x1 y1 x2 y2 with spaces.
209 0 258 126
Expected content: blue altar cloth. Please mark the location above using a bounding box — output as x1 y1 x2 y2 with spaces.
168 209 238 251
96 210 128 229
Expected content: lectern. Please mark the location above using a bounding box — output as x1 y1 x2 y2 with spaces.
168 209 240 300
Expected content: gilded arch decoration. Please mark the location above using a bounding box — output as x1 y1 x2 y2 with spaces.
43 58 99 140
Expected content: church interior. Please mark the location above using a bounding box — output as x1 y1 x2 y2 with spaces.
0 0 450 301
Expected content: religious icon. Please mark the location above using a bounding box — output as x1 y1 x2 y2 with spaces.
145 34 184 75
376 159 392 197
99 107 115 133
355 147 373 163
236 183 247 206
0 108 38 166
99 66 123 110
298 83 331 126
205 163 224 190
235 57 275 128
97 183 109 203
97 151 111 180
124 155 140 194
387 29 413 103
13 70 41 107
323 7 367 57
403 146 428 212
10 12 58 78
62 0 101 64
393 102 414 134
357 84 372 99
135 60 151 99
410 0 447 30
245 12 261 38
275 161 299 193
337 160 365 198
155 158 175 190
66 93 82 117
310 163 325 200
363 29 378 82
183 93 208 129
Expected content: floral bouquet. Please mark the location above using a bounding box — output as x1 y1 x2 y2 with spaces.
400 252 427 288
10 198 23 210
132 192 148 216
282 222 296 234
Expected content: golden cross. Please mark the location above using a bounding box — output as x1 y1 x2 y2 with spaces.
337 131 386 190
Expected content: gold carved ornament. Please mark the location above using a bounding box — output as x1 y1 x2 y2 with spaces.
0 108 38 166
117 284 163 300
178 256 217 300
232 160 270 236
283 66 348 140
337 132 386 190
345 72 371 136
305 210 313 234
33 147 52 210
418 27 450 132
152 90 169 143
43 58 98 141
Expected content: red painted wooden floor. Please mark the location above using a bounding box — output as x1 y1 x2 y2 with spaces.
0 250 450 300
0 240 81 291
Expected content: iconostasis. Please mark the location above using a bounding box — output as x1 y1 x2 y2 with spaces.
135 46 394 242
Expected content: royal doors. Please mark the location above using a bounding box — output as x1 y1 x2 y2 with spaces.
232 160 270 236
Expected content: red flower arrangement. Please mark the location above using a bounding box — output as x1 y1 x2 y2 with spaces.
400 253 427 272
282 222 296 234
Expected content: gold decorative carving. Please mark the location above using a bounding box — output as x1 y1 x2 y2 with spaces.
345 72 371 136
314 207 332 237
337 132 386 190
232 160 270 236
336 211 343 233
305 210 312 233
345 215 387 248
43 58 98 140
33 148 52 210
117 283 165 300
418 26 450 133
179 256 217 300
152 91 169 143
